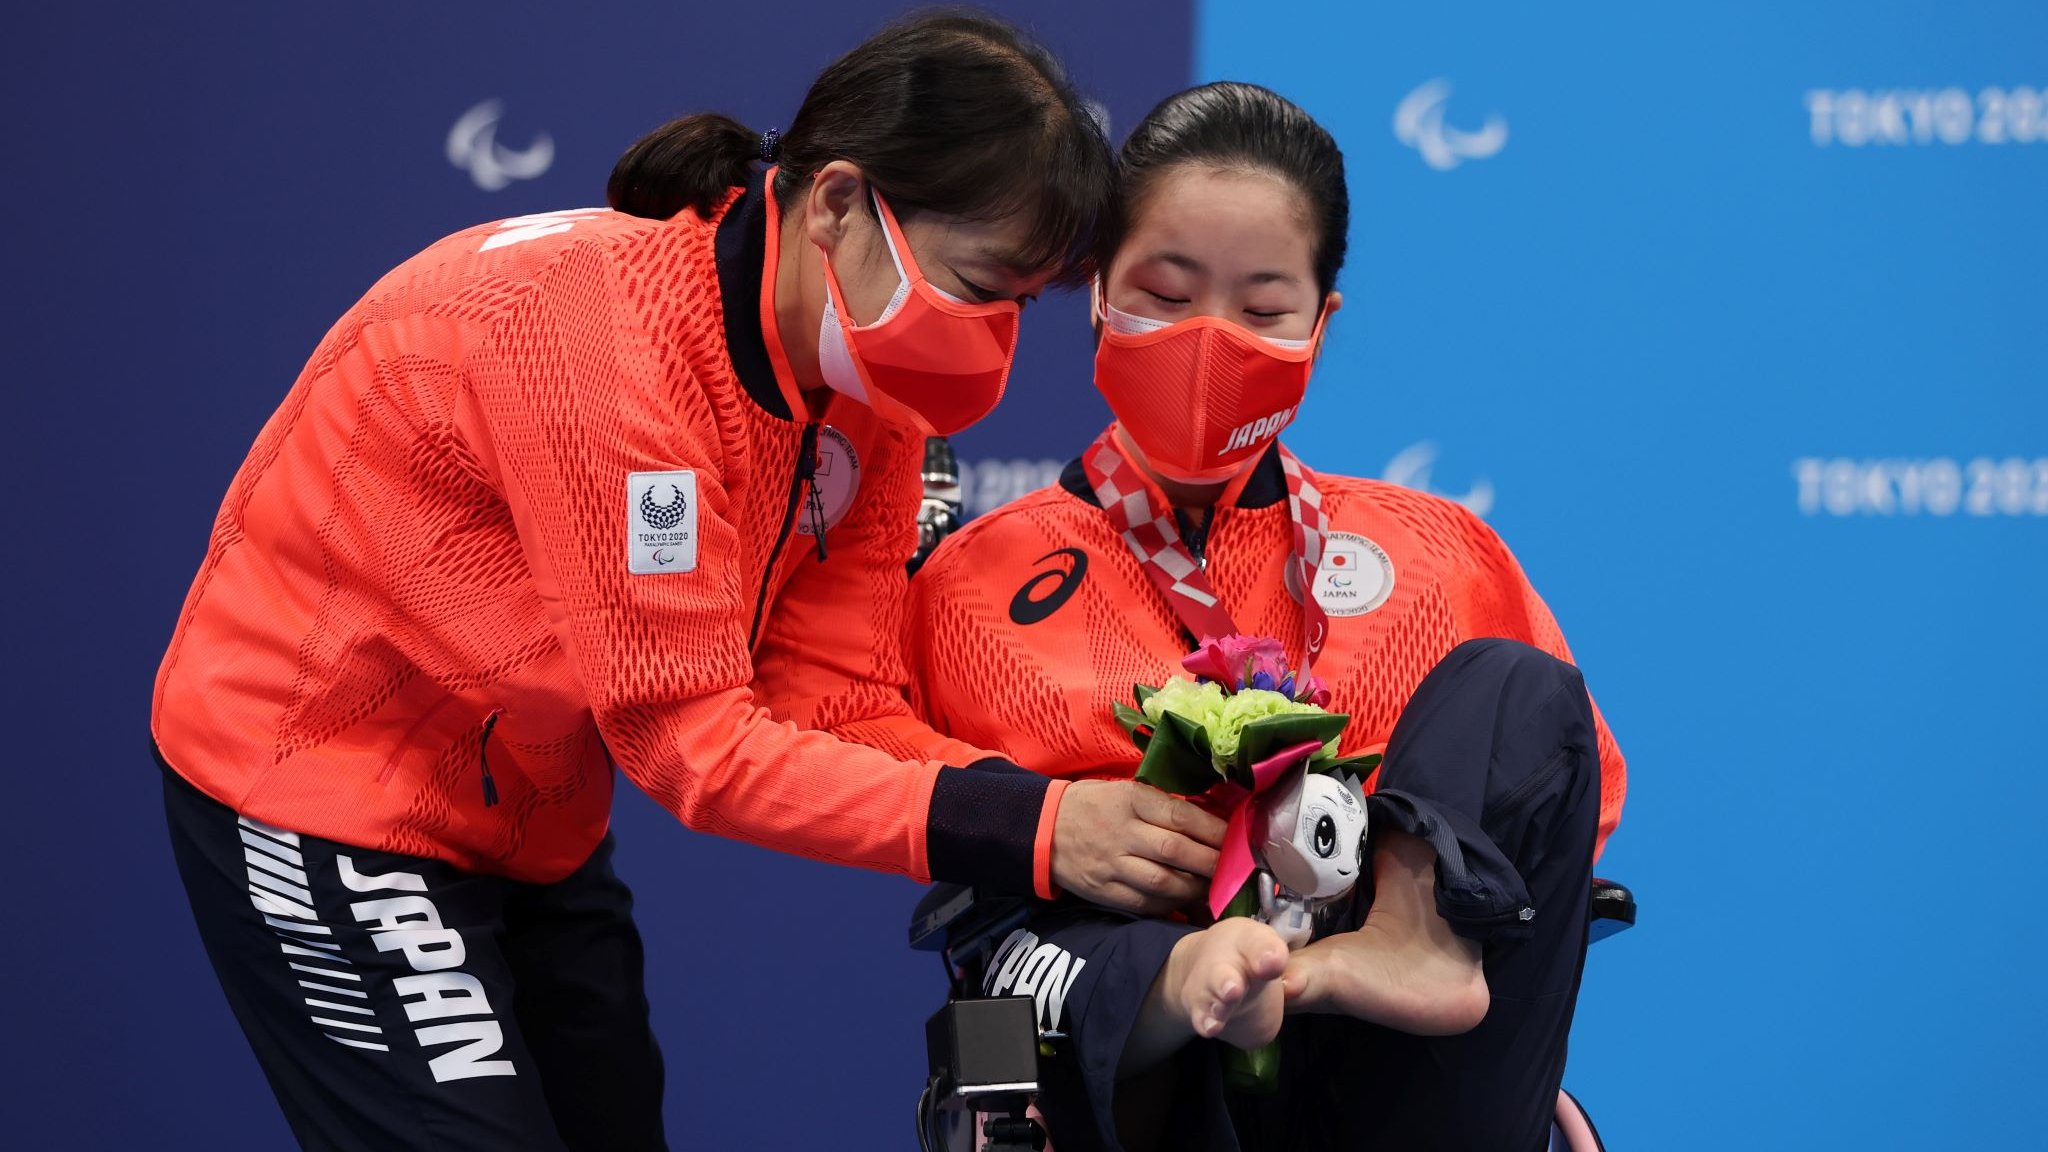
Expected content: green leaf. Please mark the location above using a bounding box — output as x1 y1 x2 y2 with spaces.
1111 701 1150 736
1224 1040 1282 1094
1133 683 1159 706
1159 709 1214 761
1313 751 1382 777
1235 711 1350 768
1220 874 1260 922
1134 718 1221 795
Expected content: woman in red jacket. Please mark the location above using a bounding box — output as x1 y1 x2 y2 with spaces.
909 82 1627 1150
154 13 1223 1150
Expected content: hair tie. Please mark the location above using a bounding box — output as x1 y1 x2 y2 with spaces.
758 128 782 163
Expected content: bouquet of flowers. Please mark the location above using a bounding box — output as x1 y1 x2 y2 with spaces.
1113 634 1381 1091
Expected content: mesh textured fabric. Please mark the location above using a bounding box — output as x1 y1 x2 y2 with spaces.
154 195 982 883
908 446 1628 856
1095 324 1264 472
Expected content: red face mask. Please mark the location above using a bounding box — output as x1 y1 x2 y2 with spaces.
1092 285 1325 484
815 187 1022 436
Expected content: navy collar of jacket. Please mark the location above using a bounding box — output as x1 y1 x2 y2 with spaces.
1058 444 1288 511
713 169 798 421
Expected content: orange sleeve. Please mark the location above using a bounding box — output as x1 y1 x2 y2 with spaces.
458 245 1048 890
750 423 995 769
1452 506 1628 859
748 423 1069 892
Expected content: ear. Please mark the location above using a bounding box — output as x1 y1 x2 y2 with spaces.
802 160 868 255
1311 290 1342 360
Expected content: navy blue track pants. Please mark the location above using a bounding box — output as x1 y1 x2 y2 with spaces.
163 763 668 1151
986 638 1603 1152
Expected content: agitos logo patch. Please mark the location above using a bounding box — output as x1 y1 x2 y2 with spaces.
1009 548 1088 626
640 484 689 530
627 470 697 574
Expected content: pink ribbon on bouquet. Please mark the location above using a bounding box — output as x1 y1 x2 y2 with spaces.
1207 740 1327 919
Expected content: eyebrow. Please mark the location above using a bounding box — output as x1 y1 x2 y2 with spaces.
1151 250 1206 275
1146 249 1302 288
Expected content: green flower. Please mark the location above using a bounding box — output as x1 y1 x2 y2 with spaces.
1140 677 1228 731
1209 689 1332 761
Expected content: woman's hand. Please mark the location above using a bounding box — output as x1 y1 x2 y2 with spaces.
1050 780 1225 915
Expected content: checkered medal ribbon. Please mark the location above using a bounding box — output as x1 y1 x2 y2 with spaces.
1083 428 1330 682
1277 447 1330 683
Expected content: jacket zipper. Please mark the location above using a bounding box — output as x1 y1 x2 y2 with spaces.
1173 506 1219 650
749 421 821 650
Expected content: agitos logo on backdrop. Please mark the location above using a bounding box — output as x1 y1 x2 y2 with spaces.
1381 441 1494 518
447 100 555 190
1393 79 1508 171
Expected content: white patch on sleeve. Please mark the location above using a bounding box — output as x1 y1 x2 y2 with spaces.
627 471 699 574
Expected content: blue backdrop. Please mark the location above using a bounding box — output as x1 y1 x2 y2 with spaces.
1195 2 2048 1147
6 1 2043 1147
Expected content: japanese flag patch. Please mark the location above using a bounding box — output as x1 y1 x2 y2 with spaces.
1310 530 1395 617
627 470 698 574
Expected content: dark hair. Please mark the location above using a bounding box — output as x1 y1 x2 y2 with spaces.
1108 82 1349 295
608 9 1111 284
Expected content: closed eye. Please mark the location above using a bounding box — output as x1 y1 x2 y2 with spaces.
947 267 1002 304
1145 290 1191 306
956 276 1032 308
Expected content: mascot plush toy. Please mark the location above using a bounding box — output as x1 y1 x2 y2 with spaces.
1252 770 1368 948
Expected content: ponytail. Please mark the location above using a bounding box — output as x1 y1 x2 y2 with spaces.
607 112 761 220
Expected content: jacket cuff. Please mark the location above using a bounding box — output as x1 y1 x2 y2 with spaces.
926 758 1050 894
1033 778 1070 900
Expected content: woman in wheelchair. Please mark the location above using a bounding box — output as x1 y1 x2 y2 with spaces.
904 82 1628 1151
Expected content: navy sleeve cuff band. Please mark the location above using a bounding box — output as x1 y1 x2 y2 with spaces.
926 758 1048 894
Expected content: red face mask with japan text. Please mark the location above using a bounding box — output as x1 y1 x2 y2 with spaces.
1091 281 1326 484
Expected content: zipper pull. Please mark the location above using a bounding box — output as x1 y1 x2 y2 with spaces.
479 707 504 808
1177 506 1215 570
798 425 828 561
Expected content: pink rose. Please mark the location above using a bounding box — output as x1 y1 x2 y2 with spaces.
1247 651 1291 693
1181 636 1237 685
1182 634 1288 690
